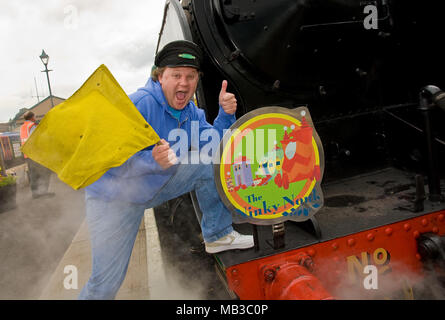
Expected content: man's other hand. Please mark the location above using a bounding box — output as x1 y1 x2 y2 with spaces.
152 139 178 170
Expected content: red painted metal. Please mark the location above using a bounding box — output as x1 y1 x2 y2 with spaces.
262 262 334 300
225 210 445 299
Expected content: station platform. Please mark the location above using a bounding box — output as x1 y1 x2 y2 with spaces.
39 209 164 300
2 163 229 300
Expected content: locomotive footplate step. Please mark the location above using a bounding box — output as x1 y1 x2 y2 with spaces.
152 167 445 297
216 166 445 268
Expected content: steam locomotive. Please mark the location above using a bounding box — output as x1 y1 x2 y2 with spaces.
153 0 445 299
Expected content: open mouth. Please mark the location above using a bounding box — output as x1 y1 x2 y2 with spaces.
176 91 187 101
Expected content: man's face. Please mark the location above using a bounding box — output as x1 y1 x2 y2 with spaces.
158 66 199 110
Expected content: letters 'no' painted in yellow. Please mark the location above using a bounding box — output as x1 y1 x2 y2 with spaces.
22 64 160 190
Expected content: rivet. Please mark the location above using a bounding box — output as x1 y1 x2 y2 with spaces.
367 233 374 241
231 269 239 276
308 249 316 257
404 223 411 231
332 242 339 250
233 279 240 287
385 228 393 236
348 238 356 246
438 214 444 222
433 227 439 234
415 253 422 261
264 269 276 283
413 231 420 239
422 219 428 227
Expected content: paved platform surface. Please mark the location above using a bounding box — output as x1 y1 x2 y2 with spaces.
0 164 85 299
1 164 156 300
1 163 228 300
39 216 151 299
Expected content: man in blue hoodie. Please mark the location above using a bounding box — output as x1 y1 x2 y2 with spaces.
79 40 254 299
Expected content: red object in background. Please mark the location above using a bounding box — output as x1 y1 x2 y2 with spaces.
0 136 13 161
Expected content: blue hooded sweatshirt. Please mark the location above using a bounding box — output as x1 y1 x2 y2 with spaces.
85 78 236 204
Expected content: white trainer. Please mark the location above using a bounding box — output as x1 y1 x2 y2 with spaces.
205 230 254 254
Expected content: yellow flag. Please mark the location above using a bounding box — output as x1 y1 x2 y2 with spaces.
22 64 160 190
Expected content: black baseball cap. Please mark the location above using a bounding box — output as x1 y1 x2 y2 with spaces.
155 40 203 70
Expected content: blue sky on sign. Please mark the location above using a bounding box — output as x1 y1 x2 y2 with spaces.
0 0 165 122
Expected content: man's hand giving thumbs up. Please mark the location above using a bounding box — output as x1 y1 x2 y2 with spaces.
219 80 237 115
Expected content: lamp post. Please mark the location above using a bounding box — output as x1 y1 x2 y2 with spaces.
39 50 54 108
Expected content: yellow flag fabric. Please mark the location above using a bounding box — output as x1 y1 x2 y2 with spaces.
22 64 160 190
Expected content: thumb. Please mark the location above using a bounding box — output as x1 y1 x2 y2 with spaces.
156 138 169 147
220 80 228 95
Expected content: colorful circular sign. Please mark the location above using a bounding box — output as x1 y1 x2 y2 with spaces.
214 106 325 225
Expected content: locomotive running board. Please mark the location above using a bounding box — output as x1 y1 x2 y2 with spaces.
215 167 445 268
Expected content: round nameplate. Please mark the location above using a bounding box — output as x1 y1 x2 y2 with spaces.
214 106 325 225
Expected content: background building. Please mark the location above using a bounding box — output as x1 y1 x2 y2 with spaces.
10 95 65 131
0 95 65 169
0 123 10 133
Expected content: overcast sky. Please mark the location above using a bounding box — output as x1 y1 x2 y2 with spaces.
0 0 166 123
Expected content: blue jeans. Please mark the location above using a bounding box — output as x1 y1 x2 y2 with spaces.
78 163 233 300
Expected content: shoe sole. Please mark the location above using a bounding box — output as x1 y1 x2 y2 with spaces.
205 242 254 254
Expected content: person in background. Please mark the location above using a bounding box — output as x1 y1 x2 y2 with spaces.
79 40 254 300
20 111 54 199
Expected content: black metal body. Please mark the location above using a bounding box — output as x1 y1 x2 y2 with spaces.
156 0 445 269
417 233 445 289
183 0 445 181
185 1 444 110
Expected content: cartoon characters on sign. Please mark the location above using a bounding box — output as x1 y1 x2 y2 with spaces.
232 156 254 190
255 147 284 187
274 115 321 190
215 107 324 225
